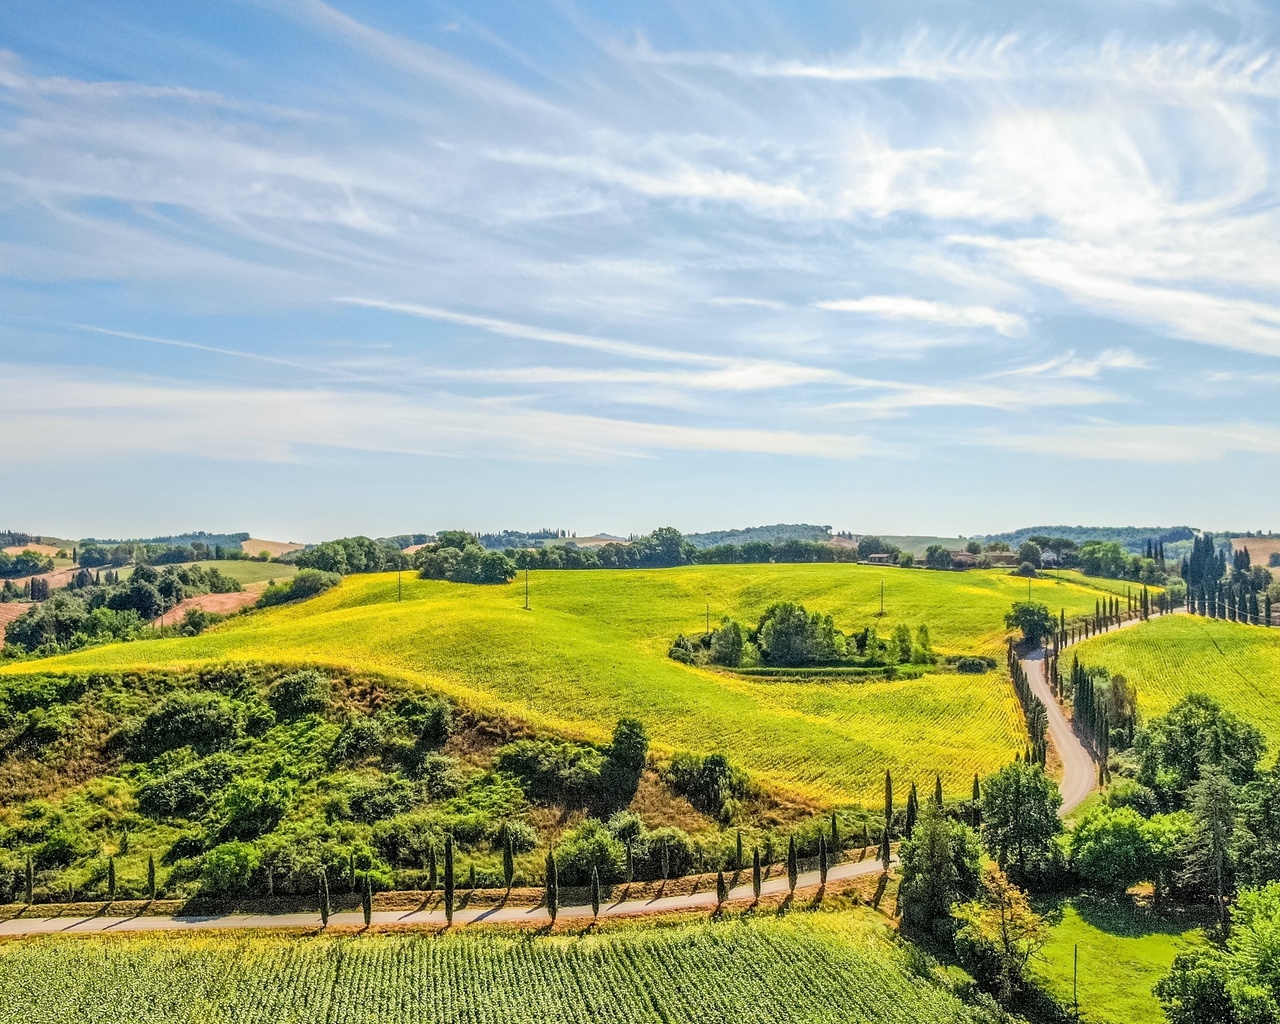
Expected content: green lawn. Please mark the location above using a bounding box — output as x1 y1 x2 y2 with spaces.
1073 614 1280 746
0 564 1138 805
1035 897 1206 1024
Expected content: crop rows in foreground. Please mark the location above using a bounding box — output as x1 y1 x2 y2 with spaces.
0 914 984 1024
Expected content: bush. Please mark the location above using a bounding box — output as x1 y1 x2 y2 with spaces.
956 657 990 675
268 670 331 720
256 569 341 608
496 738 605 804
138 753 239 819
554 818 627 885
217 777 294 840
330 716 386 763
664 752 751 821
201 841 260 895
134 692 240 759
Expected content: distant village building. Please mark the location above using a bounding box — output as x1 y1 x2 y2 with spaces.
863 553 896 565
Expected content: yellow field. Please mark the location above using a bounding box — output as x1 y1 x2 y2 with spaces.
0 565 1134 805
1073 615 1280 745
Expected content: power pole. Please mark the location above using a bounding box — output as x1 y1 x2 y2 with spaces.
880 580 884 617
1073 943 1079 1020
397 568 402 602
524 569 529 611
706 602 710 634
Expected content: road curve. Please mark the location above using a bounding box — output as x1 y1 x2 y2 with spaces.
1021 649 1095 815
0 853 897 938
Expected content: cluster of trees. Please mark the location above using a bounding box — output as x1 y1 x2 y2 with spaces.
414 532 517 584
3 563 243 655
256 569 342 608
0 550 54 580
296 537 410 575
1183 534 1275 625
669 602 935 670
1006 651 1048 766
1064 657 1137 772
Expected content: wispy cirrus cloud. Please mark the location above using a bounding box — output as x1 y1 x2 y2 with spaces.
817 296 1027 337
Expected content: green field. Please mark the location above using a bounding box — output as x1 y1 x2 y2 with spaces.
0 911 988 1024
0 565 1134 804
120 560 298 589
1035 898 1206 1024
1073 615 1280 745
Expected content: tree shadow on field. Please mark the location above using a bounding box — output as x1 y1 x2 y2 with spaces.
871 874 889 911
1067 893 1211 939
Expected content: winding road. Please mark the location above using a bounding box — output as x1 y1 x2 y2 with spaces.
0 853 896 938
1021 649 1095 815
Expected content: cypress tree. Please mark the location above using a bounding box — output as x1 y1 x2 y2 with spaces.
818 833 828 885
877 828 891 871
716 868 728 906
590 866 601 919
786 835 798 892
503 833 515 889
427 844 437 891
752 847 762 899
933 774 943 808
971 773 981 827
24 854 33 905
443 835 455 926
625 841 634 884
861 822 870 857
661 839 670 881
467 863 476 890
884 770 893 840
362 873 372 927
348 849 356 892
904 784 918 839
147 853 156 901
829 811 839 854
545 851 558 923
319 869 330 928
735 829 744 871
107 855 116 902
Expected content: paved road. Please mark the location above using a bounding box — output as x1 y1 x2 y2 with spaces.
1021 649 1095 815
0 853 896 938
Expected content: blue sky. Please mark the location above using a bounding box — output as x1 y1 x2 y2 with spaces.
3 1 1280 541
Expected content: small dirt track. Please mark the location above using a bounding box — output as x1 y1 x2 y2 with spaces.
0 854 897 938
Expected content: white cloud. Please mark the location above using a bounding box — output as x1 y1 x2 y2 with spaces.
996 348 1149 379
817 296 1027 337
984 423 1280 462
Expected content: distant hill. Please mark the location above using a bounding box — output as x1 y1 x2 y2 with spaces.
80 530 251 548
982 525 1196 554
685 524 832 549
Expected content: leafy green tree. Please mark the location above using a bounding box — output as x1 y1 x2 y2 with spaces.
898 803 982 933
953 867 1048 1001
600 717 648 809
1137 693 1264 808
1004 602 1054 646
1182 770 1236 929
924 544 952 570
1068 806 1194 893
980 762 1062 882
709 619 745 667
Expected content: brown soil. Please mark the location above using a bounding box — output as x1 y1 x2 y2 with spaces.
150 590 259 627
240 538 304 558
2 544 63 557
0 603 28 644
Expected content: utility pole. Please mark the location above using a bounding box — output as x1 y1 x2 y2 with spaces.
880 580 884 617
1073 943 1078 1020
706 602 710 635
398 568 402 602
524 569 529 611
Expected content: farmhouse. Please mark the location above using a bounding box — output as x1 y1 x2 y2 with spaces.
862 552 896 565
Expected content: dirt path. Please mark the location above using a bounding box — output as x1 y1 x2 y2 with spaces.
0 854 895 937
151 591 259 628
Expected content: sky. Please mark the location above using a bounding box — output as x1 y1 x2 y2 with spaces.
3 0 1280 542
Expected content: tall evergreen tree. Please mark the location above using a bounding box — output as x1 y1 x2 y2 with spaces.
427 844 437 891
443 835 455 926
861 822 870 857
829 811 839 854
319 869 330 928
934 774 944 808
971 773 982 827
503 833 515 890
904 784 919 839
878 827 891 871
590 866 601 919
716 869 728 907
147 854 156 901
736 829 744 871
24 854 33 905
107 855 116 902
752 847 762 899
786 835 798 892
884 770 893 839
362 873 372 928
818 833 829 885
545 851 559 923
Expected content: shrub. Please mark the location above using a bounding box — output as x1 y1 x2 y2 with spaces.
664 752 751 821
268 670 331 720
956 657 990 675
201 841 261 895
134 692 240 759
554 818 627 885
496 738 605 804
639 826 695 880
256 569 341 608
329 716 385 763
138 753 239 819
217 777 294 840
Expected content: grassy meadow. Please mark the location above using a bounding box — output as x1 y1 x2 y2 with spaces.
120 560 298 590
0 910 988 1024
0 565 1134 805
1034 897 1207 1024
1072 615 1280 747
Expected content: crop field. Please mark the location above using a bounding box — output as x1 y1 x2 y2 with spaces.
121 560 298 590
1072 615 1280 746
0 911 987 1024
0 565 1130 804
1034 898 1207 1024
